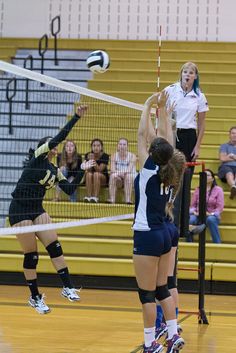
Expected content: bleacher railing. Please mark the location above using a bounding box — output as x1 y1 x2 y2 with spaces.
6 77 17 134
51 15 61 66
23 55 33 109
38 33 48 85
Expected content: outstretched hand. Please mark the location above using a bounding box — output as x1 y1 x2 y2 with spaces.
144 92 160 107
76 105 88 117
157 90 170 108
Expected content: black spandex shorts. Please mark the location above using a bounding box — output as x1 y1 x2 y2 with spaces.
133 224 172 257
8 199 45 226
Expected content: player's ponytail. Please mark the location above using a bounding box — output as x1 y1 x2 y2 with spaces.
23 136 52 167
159 161 176 186
23 148 35 167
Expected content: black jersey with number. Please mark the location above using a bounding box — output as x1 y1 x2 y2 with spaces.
11 113 84 203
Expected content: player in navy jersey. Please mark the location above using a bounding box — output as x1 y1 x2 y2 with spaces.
133 91 185 353
8 105 96 315
155 150 186 341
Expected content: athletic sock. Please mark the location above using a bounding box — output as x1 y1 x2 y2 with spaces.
27 278 40 298
156 304 164 328
176 307 179 319
144 326 155 347
166 319 178 340
57 267 73 288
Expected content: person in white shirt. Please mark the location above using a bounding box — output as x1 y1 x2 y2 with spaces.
165 62 209 231
108 138 136 204
165 61 209 161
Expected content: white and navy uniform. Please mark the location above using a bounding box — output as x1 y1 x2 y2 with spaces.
165 82 209 161
133 156 172 257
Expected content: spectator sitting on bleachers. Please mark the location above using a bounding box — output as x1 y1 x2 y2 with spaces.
188 169 224 243
108 138 136 204
84 138 109 203
54 140 82 202
218 126 236 199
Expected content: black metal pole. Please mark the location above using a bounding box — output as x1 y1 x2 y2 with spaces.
38 34 48 86
198 171 209 324
179 168 192 238
6 77 17 134
51 15 61 66
23 55 33 109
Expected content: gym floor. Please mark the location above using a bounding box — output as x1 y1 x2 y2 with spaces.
0 285 235 353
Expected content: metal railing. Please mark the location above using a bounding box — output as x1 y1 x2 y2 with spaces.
23 55 33 109
38 33 48 85
51 15 61 66
6 77 17 134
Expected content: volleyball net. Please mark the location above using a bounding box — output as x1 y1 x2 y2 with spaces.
0 60 150 235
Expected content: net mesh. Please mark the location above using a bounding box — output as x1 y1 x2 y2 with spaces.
0 61 145 234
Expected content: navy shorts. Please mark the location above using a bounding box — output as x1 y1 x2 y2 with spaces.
218 165 236 182
133 224 172 257
9 199 45 226
165 221 180 247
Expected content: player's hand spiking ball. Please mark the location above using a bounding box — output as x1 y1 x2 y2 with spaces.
76 105 88 117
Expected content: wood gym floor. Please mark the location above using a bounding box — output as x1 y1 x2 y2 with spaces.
0 285 235 353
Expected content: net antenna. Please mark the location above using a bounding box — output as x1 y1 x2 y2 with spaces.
155 25 162 134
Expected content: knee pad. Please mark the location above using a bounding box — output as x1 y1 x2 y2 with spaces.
156 284 171 301
23 252 38 269
168 276 177 289
46 240 63 258
138 288 156 304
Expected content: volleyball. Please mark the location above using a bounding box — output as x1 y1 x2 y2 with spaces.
86 50 110 73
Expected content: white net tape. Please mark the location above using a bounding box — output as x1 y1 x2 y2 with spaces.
0 213 134 235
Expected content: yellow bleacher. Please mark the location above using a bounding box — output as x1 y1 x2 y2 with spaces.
0 38 236 289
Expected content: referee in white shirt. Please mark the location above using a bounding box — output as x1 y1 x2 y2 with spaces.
165 62 209 230
165 62 209 161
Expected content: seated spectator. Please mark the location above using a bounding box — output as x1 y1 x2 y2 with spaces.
218 126 236 199
84 138 109 203
188 169 224 243
55 140 82 202
108 138 136 204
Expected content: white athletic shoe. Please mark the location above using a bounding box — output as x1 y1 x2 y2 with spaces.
90 196 99 203
28 294 51 314
61 287 81 302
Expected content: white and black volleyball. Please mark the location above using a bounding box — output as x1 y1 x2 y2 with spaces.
86 50 110 73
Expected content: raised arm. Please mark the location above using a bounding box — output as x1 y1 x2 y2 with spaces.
138 93 160 168
49 106 87 149
157 91 174 146
35 106 87 158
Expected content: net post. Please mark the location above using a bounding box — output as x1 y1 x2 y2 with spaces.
38 34 48 86
179 167 192 239
198 170 209 324
23 55 33 109
51 15 61 66
6 77 17 134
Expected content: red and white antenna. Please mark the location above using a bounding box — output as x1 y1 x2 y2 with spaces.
155 25 162 134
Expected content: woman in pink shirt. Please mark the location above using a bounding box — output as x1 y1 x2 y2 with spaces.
189 169 224 243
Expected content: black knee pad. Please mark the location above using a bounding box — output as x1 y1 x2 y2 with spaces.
138 288 156 304
46 240 63 258
23 252 38 269
156 284 171 301
168 276 177 289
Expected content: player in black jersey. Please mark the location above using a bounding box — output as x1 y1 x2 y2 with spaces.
8 105 96 314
